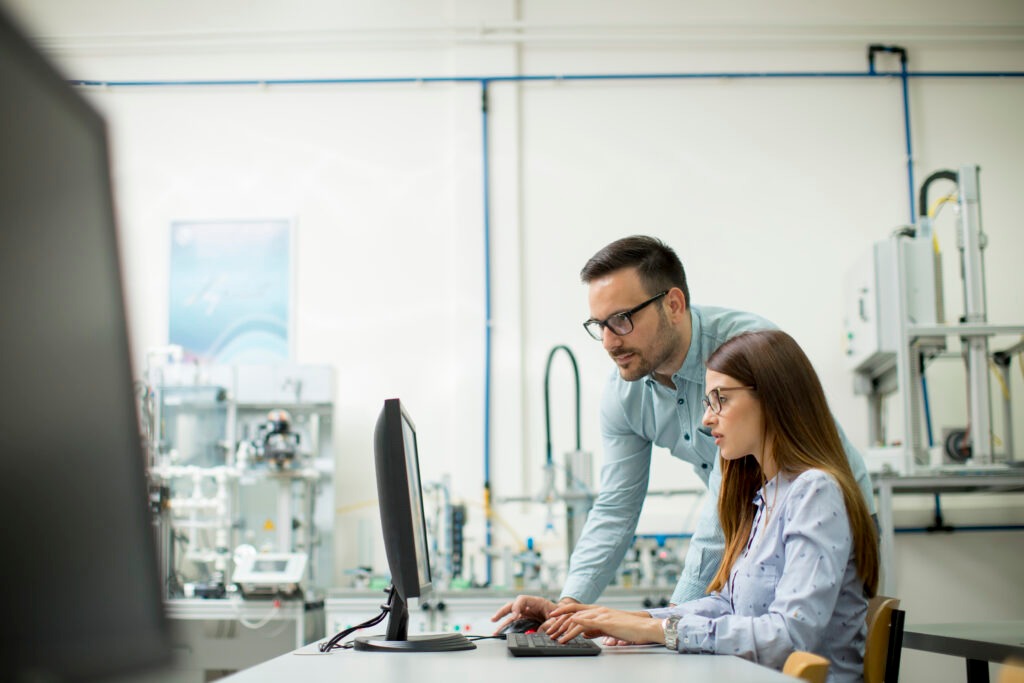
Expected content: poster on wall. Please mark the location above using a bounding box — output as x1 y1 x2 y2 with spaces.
169 219 293 363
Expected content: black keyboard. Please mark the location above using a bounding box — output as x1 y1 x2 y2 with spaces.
506 632 602 657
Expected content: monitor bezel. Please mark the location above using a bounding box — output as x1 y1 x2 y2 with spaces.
374 398 433 602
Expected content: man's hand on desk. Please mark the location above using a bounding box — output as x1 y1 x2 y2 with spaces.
491 595 567 635
524 598 587 637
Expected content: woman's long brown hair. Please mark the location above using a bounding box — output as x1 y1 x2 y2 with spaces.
705 330 878 597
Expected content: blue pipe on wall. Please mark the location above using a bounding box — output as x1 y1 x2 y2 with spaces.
899 61 916 223
480 81 495 584
71 64 1024 586
69 69 1024 89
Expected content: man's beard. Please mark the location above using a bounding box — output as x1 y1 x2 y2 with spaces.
613 314 680 382
616 353 652 382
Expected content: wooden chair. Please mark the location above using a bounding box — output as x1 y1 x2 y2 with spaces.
783 651 830 683
865 595 906 683
999 658 1024 683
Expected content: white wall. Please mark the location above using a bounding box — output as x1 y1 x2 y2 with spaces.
5 2 1023 681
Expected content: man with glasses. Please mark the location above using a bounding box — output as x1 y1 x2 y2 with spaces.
493 234 873 630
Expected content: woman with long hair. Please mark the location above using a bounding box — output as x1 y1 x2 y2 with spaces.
547 329 878 682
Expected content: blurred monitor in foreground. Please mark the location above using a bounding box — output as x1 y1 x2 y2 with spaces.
0 6 172 681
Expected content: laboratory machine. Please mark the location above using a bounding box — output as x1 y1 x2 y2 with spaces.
845 165 1024 475
139 355 335 677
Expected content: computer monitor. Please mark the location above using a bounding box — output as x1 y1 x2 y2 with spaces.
354 399 474 651
0 7 172 681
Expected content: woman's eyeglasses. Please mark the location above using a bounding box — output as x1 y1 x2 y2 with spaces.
701 386 755 414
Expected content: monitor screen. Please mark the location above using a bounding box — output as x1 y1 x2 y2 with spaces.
0 6 171 680
400 412 432 590
353 399 473 652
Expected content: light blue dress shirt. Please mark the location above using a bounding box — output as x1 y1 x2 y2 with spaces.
647 469 869 683
559 304 875 605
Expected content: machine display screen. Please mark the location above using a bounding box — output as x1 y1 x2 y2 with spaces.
253 559 290 573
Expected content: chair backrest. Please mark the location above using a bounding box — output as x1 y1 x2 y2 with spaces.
999 658 1024 683
865 595 905 683
784 651 830 683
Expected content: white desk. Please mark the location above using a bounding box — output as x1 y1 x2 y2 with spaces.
219 638 797 682
903 621 1024 683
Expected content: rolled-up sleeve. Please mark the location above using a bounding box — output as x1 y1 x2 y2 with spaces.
560 378 652 604
671 457 725 604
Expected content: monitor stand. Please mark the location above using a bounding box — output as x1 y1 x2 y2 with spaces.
353 633 476 652
352 589 476 652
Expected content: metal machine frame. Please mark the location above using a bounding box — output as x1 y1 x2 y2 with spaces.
848 165 1023 474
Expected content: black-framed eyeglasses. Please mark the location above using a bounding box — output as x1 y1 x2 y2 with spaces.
583 291 669 341
701 386 755 414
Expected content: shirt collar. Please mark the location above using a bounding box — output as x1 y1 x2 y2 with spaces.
677 307 705 384
753 471 795 508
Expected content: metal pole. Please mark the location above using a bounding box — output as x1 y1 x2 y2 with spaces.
996 359 1014 461
877 479 897 595
894 238 923 473
956 165 993 464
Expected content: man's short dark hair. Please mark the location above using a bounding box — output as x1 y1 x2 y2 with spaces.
580 235 690 306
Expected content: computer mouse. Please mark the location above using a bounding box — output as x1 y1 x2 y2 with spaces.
499 617 544 636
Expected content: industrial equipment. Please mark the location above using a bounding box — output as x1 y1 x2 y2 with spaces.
140 356 335 600
484 346 595 590
845 165 1024 474
233 548 309 598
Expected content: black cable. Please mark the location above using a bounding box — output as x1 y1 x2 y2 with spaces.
867 44 907 75
318 608 389 652
318 587 395 652
918 169 958 218
544 345 581 465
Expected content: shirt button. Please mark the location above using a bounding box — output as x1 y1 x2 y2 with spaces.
677 398 684 405
701 463 708 469
683 433 690 441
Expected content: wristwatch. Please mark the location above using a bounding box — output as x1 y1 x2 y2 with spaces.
662 615 680 651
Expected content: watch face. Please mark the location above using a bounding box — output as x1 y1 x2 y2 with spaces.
664 616 680 650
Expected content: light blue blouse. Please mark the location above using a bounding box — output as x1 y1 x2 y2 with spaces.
648 469 868 683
